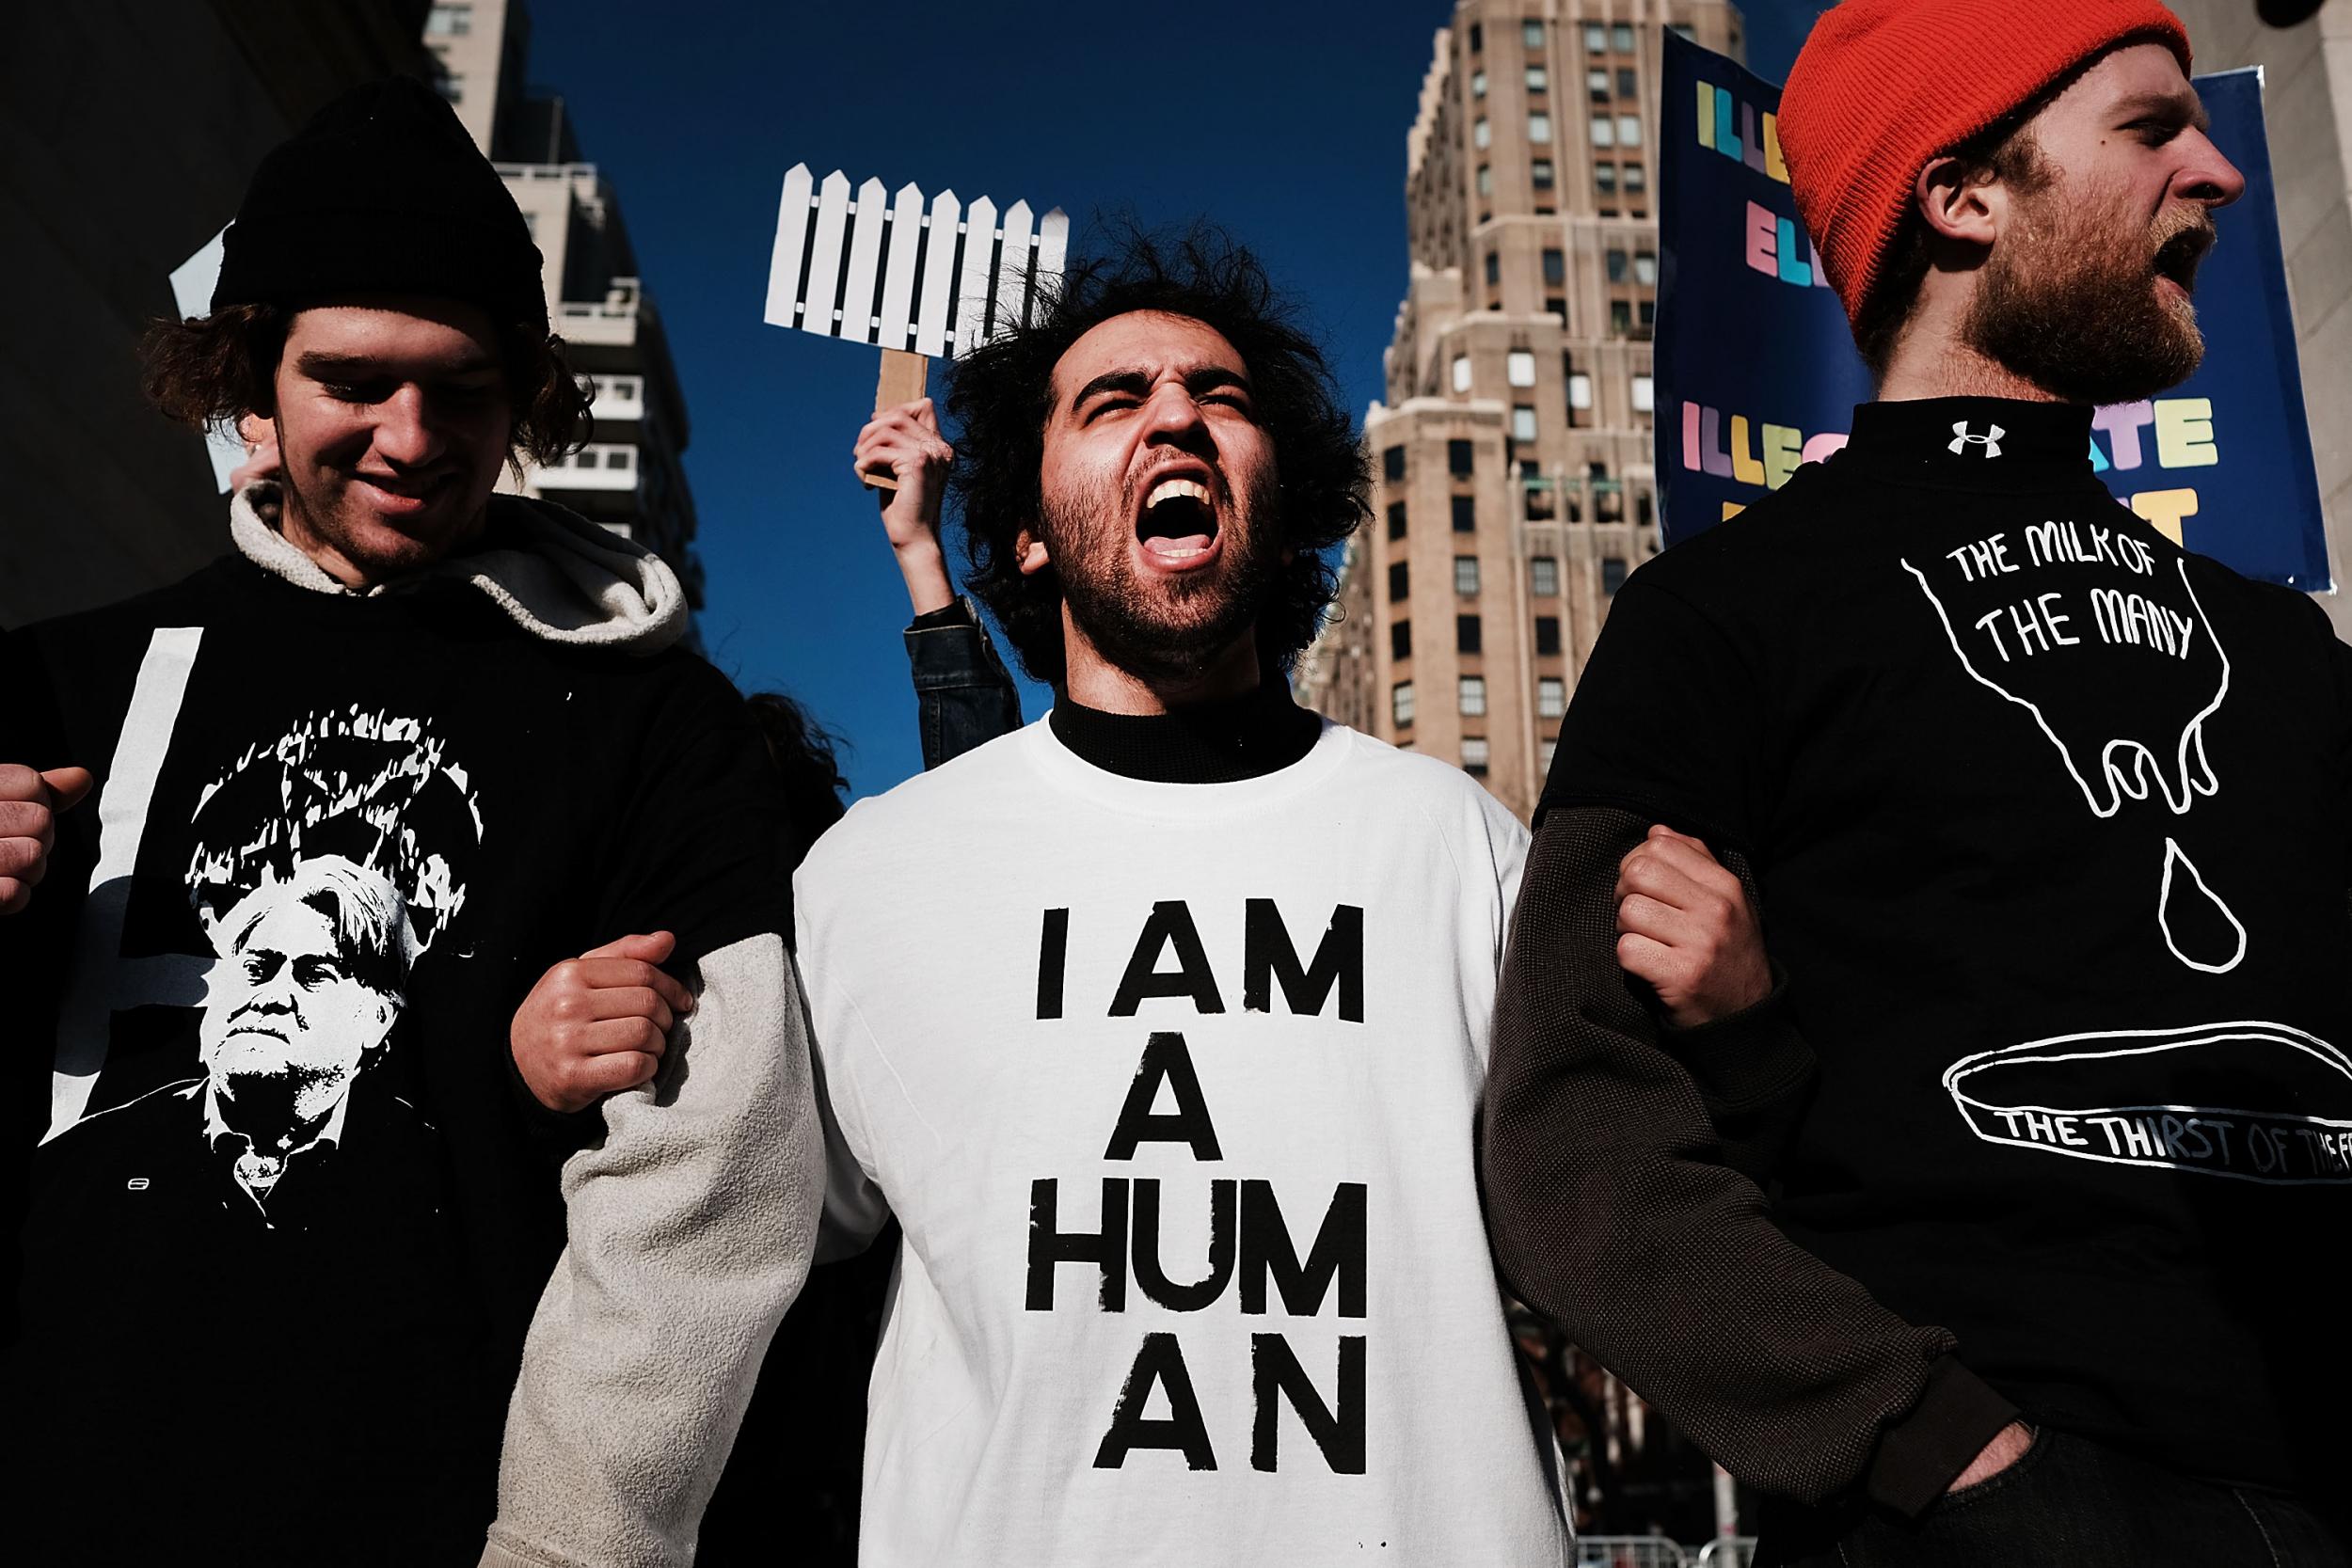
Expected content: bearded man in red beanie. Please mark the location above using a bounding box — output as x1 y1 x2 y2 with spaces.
1484 2 2352 1563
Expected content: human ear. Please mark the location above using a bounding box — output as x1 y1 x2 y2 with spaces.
1015 527 1052 577
1915 155 2002 248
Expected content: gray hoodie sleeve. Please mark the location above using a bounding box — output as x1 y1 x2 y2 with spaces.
480 931 823 1568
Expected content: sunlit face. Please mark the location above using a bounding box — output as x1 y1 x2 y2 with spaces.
1029 311 1284 682
200 889 399 1126
1965 43 2247 404
270 297 513 585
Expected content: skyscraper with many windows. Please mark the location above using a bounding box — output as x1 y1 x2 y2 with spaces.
424 0 705 624
1301 1 1742 821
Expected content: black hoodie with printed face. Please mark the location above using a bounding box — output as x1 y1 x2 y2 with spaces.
1486 397 2352 1511
0 495 794 1564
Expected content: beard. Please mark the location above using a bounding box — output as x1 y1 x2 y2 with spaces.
1963 181 2215 405
1041 467 1287 684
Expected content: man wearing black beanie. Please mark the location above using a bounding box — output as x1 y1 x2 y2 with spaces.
0 77 822 1567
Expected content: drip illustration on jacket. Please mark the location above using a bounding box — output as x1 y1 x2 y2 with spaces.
41 629 483 1224
1902 532 2352 1181
1900 542 2241 974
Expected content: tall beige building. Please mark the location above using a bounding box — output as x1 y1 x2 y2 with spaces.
424 0 705 615
1302 0 1743 821
2162 0 2352 639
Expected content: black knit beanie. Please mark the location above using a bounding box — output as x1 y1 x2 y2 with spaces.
211 75 548 334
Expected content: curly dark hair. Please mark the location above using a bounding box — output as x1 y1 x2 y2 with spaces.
944 224 1370 688
139 301 592 471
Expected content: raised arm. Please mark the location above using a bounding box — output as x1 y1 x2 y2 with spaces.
853 397 1022 768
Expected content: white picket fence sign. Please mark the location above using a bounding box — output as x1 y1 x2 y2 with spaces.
764 164 1068 357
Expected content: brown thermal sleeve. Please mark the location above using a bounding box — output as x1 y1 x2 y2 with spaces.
1482 805 2016 1513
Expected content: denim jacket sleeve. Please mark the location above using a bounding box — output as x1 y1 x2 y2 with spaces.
904 597 1024 769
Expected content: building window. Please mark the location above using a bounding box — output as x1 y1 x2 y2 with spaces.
1603 558 1629 595
1611 299 1633 335
1389 562 1409 600
1474 117 1492 150
1471 68 1487 97
1669 23 1696 40
1538 676 1567 718
1547 296 1567 324
1527 112 1552 144
1596 163 1618 197
1632 372 1656 413
1590 114 1614 149
1523 18 1545 47
1449 439 1474 477
1469 22 1483 51
1387 502 1407 541
1542 247 1565 285
1461 736 1491 776
1506 350 1536 388
1527 65 1549 92
1617 114 1644 148
1532 159 1555 191
1634 250 1659 285
1618 67 1638 98
1585 23 1608 53
1567 371 1595 411
1392 680 1416 726
1540 738 1557 773
1457 614 1483 654
1588 67 1611 100
1384 445 1406 482
1460 675 1488 717
1511 404 1538 442
1607 247 1629 283
1477 165 1493 197
1612 23 1636 52
437 72 467 105
1624 163 1647 194
606 448 634 469
1452 354 1472 393
425 3 472 34
1452 495 1477 532
1485 250 1502 285
1454 556 1482 595
1531 556 1560 596
1639 299 1657 329
1534 616 1562 655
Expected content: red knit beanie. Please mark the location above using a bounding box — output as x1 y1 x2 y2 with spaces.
1780 0 2191 325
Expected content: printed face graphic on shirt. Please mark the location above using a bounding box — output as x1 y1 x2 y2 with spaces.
199 859 405 1138
1905 527 2352 1183
45 638 482 1212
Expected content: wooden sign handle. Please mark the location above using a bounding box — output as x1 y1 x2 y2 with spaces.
864 348 930 493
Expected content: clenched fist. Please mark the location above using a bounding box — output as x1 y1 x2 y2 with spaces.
511 930 697 1113
1613 824 1772 1029
0 764 94 915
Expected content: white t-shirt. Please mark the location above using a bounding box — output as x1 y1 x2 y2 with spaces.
794 717 1573 1566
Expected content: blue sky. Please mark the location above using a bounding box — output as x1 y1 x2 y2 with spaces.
529 1 1824 799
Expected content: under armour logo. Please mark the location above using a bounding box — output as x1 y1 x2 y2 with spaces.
1949 421 2006 458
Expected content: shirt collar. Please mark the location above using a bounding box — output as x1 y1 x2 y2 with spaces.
1838 397 2098 487
202 1076 353 1169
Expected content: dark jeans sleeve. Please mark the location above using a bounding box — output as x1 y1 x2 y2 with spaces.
1482 805 2016 1513
905 598 1024 770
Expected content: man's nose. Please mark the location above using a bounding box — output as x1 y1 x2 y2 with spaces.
1137 382 1213 449
2178 130 2246 211
371 385 448 467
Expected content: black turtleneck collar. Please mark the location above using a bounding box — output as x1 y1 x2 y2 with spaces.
1837 397 2099 490
1050 680 1321 784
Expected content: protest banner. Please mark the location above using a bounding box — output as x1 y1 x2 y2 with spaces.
1655 31 2328 593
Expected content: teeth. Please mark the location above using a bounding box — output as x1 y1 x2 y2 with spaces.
1147 477 1212 510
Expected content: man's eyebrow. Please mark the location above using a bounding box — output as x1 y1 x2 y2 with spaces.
1067 365 1252 409
292 350 501 378
2113 90 2209 133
